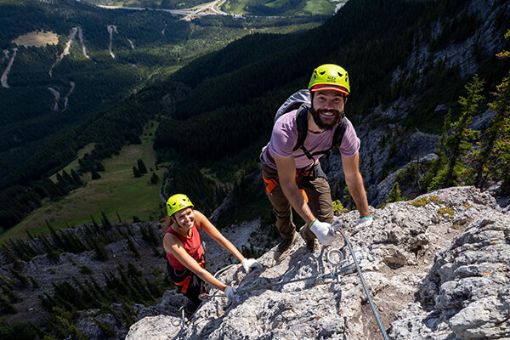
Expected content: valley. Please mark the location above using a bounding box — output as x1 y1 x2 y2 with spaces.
0 0 327 233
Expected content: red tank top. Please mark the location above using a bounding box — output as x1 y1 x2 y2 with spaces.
165 223 205 271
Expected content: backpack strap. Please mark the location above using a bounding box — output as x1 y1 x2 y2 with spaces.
292 105 309 152
332 116 347 148
293 112 348 160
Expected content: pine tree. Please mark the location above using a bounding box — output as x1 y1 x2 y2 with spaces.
116 211 123 223
62 171 74 188
132 166 141 178
100 211 112 229
385 182 404 203
70 169 83 186
126 236 140 259
474 30 510 192
427 75 484 190
95 162 105 172
137 159 148 174
150 172 159 184
91 169 101 180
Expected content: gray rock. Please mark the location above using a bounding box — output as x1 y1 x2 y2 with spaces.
129 186 510 340
126 315 181 340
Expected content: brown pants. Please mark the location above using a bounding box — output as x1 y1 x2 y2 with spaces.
261 164 333 242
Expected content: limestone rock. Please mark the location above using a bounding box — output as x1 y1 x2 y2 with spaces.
128 186 510 339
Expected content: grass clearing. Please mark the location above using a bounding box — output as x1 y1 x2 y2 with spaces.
13 30 59 47
303 0 335 15
2 121 164 242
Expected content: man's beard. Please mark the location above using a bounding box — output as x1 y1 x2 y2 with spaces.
311 108 343 130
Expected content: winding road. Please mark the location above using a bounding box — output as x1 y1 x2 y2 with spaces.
97 0 227 21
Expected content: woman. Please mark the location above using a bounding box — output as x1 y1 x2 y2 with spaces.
163 193 261 314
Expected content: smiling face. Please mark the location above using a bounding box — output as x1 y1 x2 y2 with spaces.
172 207 195 231
310 90 345 129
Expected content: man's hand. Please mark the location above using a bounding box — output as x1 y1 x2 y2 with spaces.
309 220 335 246
224 286 236 301
241 258 262 273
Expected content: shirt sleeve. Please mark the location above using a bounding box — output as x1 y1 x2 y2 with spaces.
339 119 360 157
268 112 299 158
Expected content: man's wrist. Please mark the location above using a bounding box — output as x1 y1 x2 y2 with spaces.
307 218 317 227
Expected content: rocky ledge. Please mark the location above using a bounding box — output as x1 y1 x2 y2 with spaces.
127 186 509 339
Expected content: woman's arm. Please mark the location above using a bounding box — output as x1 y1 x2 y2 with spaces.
194 211 246 263
163 233 227 291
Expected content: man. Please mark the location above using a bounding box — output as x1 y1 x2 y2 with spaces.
260 64 372 255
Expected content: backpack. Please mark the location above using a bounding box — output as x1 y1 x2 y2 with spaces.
274 89 347 160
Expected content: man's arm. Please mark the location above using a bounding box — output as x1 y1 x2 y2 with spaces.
273 154 316 224
341 153 370 217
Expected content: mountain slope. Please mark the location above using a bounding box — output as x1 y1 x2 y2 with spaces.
0 0 326 230
126 186 510 339
151 0 510 207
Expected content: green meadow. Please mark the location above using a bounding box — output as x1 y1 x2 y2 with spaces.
1 122 164 242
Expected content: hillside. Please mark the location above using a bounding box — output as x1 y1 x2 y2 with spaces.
0 0 326 231
151 0 510 208
126 186 510 339
1 186 507 338
79 0 348 16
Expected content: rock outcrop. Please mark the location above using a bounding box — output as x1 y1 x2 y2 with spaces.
127 186 509 339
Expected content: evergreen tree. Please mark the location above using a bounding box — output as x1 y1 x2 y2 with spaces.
100 211 112 229
427 75 485 190
150 172 159 184
137 159 148 174
93 240 109 262
116 211 123 223
126 236 140 259
474 30 510 192
385 182 404 203
61 171 74 188
90 215 100 229
132 166 141 178
91 169 101 180
70 169 83 186
95 162 105 172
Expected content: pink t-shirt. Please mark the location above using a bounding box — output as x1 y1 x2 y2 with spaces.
260 109 360 170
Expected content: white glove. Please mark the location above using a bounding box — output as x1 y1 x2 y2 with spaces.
309 219 335 246
241 258 262 273
356 215 373 229
224 285 236 301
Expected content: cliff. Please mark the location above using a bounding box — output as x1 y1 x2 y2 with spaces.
127 186 509 339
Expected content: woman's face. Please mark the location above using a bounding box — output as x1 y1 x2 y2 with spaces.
173 207 195 230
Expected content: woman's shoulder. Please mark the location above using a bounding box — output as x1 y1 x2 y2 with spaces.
193 210 207 224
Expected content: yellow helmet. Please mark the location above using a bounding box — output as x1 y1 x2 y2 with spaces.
308 64 350 96
166 194 194 217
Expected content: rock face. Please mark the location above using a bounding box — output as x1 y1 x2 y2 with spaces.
127 186 510 339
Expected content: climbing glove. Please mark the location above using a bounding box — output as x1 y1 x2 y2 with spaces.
224 285 236 301
241 258 262 273
309 219 335 246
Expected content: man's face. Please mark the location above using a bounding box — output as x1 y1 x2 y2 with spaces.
311 90 345 129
